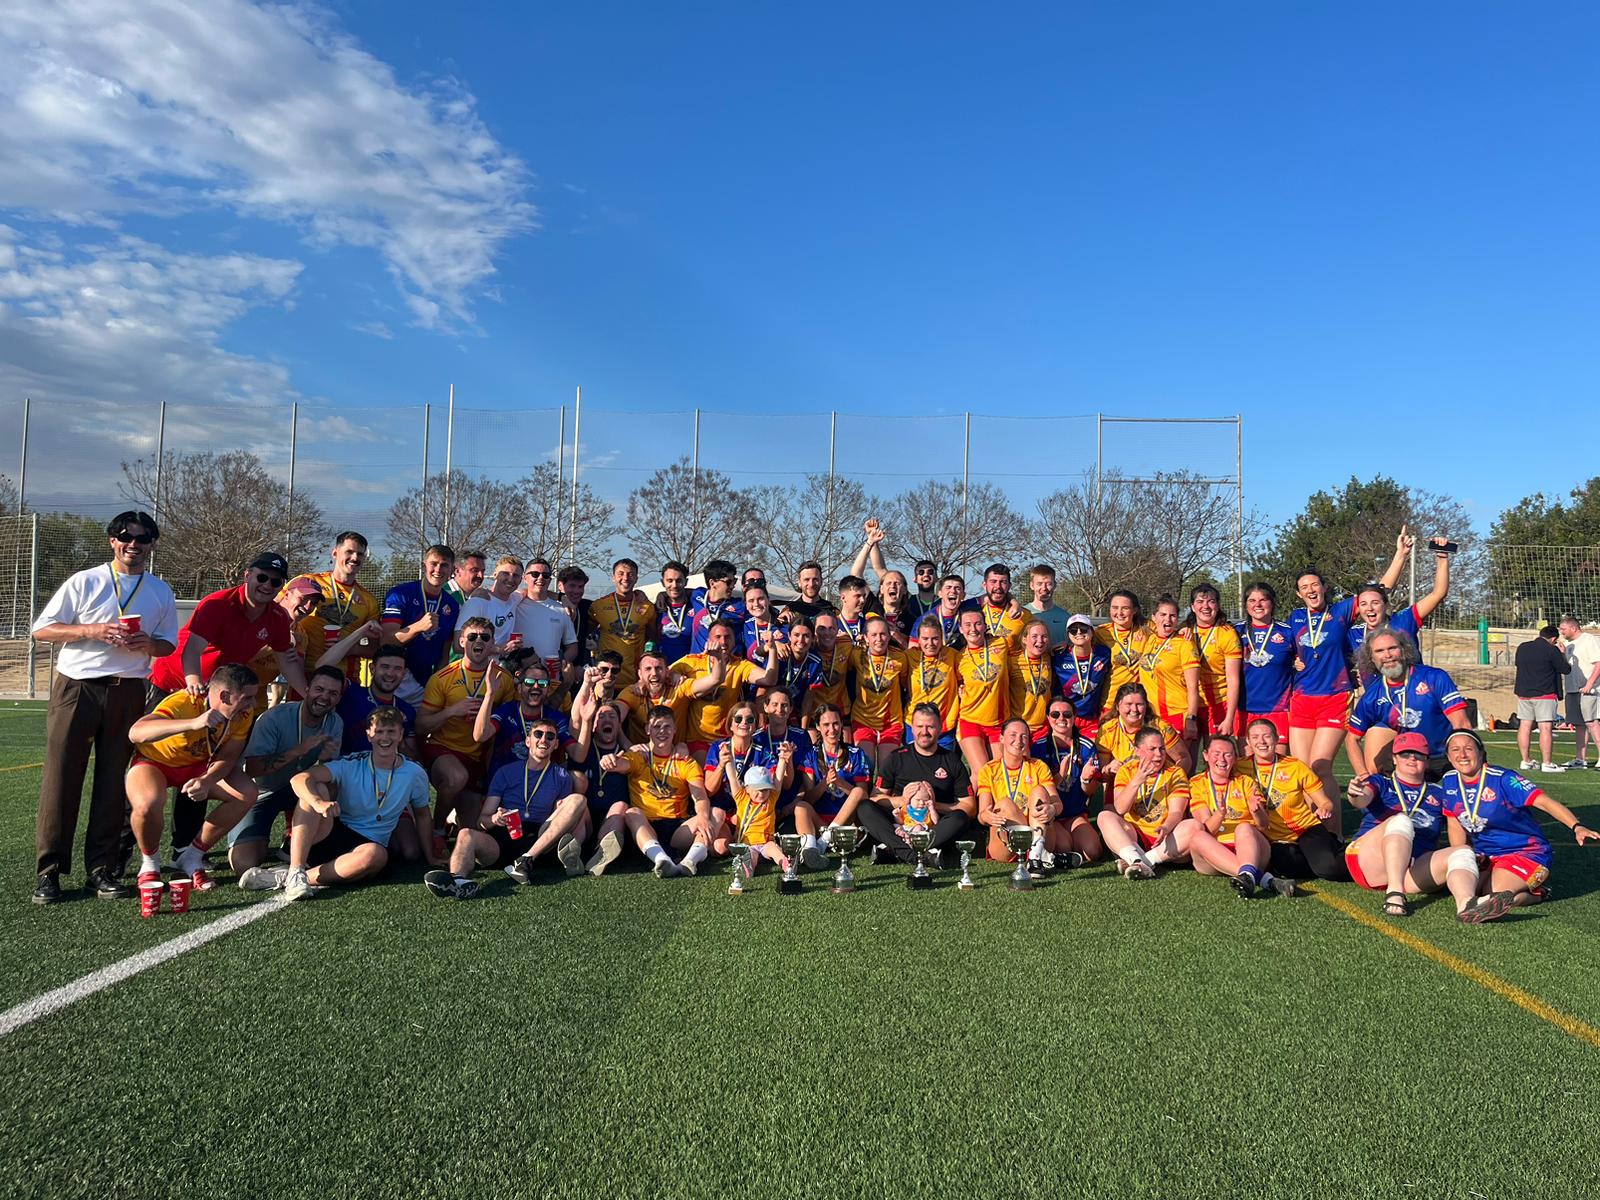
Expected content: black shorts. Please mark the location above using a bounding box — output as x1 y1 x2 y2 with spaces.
308 818 381 866
586 795 622 830
648 816 689 845
488 826 537 867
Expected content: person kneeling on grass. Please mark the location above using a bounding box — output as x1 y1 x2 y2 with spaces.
1239 718 1347 883
126 662 261 892
426 718 589 899
1184 734 1295 899
601 705 717 878
1437 729 1598 911
269 708 434 901
1098 726 1191 880
1344 731 1508 923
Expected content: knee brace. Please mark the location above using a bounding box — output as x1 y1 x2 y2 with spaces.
1382 812 1416 841
1447 847 1479 880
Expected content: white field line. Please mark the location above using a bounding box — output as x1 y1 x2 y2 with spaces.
0 895 290 1039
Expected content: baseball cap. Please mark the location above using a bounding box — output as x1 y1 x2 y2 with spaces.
1392 732 1429 757
248 553 289 576
284 577 322 598
1066 613 1094 631
743 765 776 792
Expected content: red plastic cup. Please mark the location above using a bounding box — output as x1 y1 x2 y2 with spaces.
121 614 141 635
503 810 524 840
323 623 342 644
168 877 193 915
139 880 164 918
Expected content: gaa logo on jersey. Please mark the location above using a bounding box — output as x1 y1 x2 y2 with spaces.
1270 633 1285 643
1415 681 1431 695
934 767 948 779
257 629 269 640
1413 809 1436 828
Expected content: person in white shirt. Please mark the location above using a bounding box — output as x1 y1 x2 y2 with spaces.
1559 615 1600 767
511 580 579 676
29 511 179 904
461 556 525 651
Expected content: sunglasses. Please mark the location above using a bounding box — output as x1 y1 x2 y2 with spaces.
1048 710 1073 719
525 570 549 578
529 730 559 741
114 533 156 545
594 665 618 674
730 715 758 725
520 677 549 687
1395 751 1427 760
254 572 285 588
1068 627 1092 636
464 632 491 643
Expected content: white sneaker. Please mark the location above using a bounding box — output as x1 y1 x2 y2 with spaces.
238 865 287 891
283 867 312 901
1541 762 1567 773
585 829 623 877
556 834 584 878
1520 759 1535 770
1125 858 1156 880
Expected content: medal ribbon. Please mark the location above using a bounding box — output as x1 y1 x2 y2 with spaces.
108 564 145 618
1382 673 1412 729
1459 772 1489 829
1390 774 1428 819
521 759 552 818
374 760 396 814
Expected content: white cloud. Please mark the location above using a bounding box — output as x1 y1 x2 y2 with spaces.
0 0 533 329
350 320 393 340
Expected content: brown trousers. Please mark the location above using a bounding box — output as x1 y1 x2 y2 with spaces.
36 673 143 878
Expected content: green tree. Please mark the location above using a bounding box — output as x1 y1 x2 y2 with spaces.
1487 477 1600 624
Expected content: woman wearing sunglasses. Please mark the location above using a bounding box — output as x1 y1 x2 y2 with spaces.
704 701 778 857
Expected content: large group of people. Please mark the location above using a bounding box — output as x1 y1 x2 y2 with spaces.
28 512 1596 922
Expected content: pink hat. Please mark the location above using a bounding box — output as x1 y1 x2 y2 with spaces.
1393 732 1430 757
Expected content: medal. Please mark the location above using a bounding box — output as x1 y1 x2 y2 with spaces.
1457 772 1491 834
648 749 675 798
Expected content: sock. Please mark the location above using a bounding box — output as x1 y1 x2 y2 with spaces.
1258 870 1276 889
801 834 819 851
643 841 667 865
1146 844 1171 866
818 827 834 847
1116 846 1141 867
682 842 708 869
140 853 161 875
1238 863 1262 884
177 841 206 872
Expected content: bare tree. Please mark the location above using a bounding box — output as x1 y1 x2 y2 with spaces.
749 475 878 584
626 457 760 568
121 451 328 595
0 472 17 515
386 470 526 558
1129 471 1258 605
1034 473 1166 611
508 461 622 567
880 480 1030 577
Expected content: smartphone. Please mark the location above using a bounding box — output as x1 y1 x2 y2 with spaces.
1429 538 1459 555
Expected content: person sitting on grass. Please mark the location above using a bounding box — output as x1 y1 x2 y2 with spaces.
704 701 779 856
271 707 436 900
728 763 785 878
126 662 261 892
1099 726 1191 880
1239 718 1347 883
1094 683 1189 777
802 704 874 851
601 706 716 878
567 700 634 876
1437 729 1598 911
1183 734 1295 899
1344 731 1509 923
974 717 1060 868
1031 700 1104 867
426 717 588 899
757 688 827 870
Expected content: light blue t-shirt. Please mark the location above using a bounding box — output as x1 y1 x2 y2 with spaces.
244 701 343 796
325 753 430 843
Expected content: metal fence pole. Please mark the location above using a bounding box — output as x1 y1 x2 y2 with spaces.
556 405 567 561
150 400 167 575
443 384 455 546
962 411 971 521
569 387 582 566
1096 412 1103 507
420 402 431 547
16 396 29 514
286 400 299 537
26 512 38 698
1235 414 1244 609
691 407 701 559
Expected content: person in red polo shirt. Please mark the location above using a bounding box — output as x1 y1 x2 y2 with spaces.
148 553 311 856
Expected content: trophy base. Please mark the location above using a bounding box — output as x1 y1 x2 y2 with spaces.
957 879 974 892
906 873 934 890
777 877 804 895
830 881 857 895
1007 875 1034 892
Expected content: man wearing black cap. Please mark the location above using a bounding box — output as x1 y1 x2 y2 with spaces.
29 511 180 903
147 552 311 853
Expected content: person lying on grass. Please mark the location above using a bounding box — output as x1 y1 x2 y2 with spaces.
1344 731 1508 923
1437 729 1598 911
426 716 589 900
127 662 260 892
261 707 434 900
1183 734 1296 899
601 705 717 878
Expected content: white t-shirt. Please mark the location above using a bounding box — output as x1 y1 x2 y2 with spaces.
1569 631 1600 688
461 593 521 645
32 564 180 681
512 599 578 661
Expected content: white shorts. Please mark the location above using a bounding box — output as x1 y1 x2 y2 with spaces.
1582 692 1600 723
1516 697 1559 723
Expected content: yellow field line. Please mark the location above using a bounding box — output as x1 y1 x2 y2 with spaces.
0 761 44 774
1307 884 1600 1050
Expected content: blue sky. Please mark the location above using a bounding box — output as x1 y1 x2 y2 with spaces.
2 1 1596 538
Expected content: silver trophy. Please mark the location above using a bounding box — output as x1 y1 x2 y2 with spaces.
955 840 976 891
829 825 862 894
776 833 803 895
906 825 934 890
1005 825 1035 892
728 843 751 896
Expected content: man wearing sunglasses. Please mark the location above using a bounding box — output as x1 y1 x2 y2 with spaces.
510 562 579 688
31 510 180 903
473 663 571 777
417 617 516 837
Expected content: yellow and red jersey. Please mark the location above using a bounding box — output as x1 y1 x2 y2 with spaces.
591 593 658 677
733 786 776 844
956 638 1010 727
978 601 1028 648
288 572 381 676
975 756 1055 817
672 654 756 742
1137 632 1199 721
619 748 703 820
1095 623 1148 715
135 692 253 769
422 660 515 755
907 645 960 729
811 640 854 716
1250 755 1326 842
1183 623 1242 710
1094 717 1182 766
1187 769 1260 844
619 676 696 746
1007 650 1055 736
849 646 908 729
1113 762 1190 837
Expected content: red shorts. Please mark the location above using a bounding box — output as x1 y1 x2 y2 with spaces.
1345 844 1377 891
958 719 1003 743
1075 716 1101 743
422 744 487 791
1483 852 1550 888
1131 827 1162 852
853 722 904 747
1289 692 1349 732
1202 703 1230 736
1156 707 1193 735
129 757 209 790
1242 710 1290 740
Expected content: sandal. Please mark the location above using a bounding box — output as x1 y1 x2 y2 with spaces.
1382 891 1410 918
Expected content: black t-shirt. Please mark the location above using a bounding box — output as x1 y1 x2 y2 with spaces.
877 744 972 808
567 741 630 811
1513 637 1569 699
783 597 838 624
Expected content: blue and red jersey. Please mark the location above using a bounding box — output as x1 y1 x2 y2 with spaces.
1353 774 1447 852
1288 597 1357 696
1346 605 1423 662
740 616 788 663
1439 767 1550 866
486 701 571 776
381 581 461 688
1347 665 1467 756
814 742 873 816
336 687 417 755
651 596 695 663
1030 731 1096 819
753 725 816 803
1235 620 1296 713
689 595 747 654
1052 644 1111 723
703 739 778 809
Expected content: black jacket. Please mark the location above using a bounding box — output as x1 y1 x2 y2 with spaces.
1514 637 1568 700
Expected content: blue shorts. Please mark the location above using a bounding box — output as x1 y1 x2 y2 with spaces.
226 789 295 847
1058 790 1088 821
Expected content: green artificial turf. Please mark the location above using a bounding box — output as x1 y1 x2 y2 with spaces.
1 704 1598 1200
